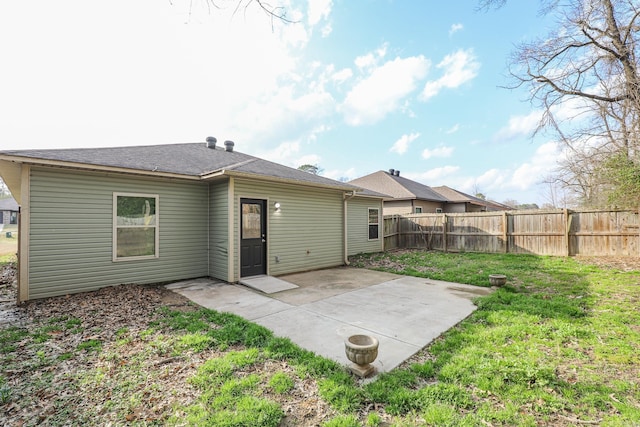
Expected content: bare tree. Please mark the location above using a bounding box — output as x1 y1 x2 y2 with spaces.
187 0 296 25
488 0 640 207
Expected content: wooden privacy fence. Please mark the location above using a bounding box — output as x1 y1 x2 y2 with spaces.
383 209 640 257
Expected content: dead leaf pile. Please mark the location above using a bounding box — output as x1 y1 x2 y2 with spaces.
0 269 339 426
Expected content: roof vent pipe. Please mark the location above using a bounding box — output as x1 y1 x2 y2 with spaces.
224 140 234 152
206 136 217 149
395 170 400 176
389 168 395 175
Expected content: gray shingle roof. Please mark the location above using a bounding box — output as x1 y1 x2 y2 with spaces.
349 171 447 202
0 197 18 211
0 143 361 191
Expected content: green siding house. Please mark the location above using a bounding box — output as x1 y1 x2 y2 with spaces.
0 140 383 302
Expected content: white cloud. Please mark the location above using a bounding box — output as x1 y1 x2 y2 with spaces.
449 23 463 36
405 166 460 182
445 124 460 134
259 141 301 164
457 141 561 201
296 153 322 167
510 141 560 190
321 22 333 37
332 68 353 84
354 44 388 71
308 0 333 37
420 49 480 101
0 0 311 150
390 132 421 154
473 169 508 191
308 0 332 26
494 110 542 141
231 83 335 146
342 55 430 125
323 167 357 181
422 145 454 159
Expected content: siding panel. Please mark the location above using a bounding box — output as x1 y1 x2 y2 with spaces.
209 180 229 281
28 168 209 299
347 197 384 255
232 179 345 279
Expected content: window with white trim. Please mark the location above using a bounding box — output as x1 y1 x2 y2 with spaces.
368 208 380 240
415 207 423 213
113 193 159 261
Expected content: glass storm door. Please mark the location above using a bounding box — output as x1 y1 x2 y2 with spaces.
240 198 267 277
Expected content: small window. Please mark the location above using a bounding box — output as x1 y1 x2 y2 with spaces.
113 193 159 261
9 212 17 224
242 202 262 239
436 208 443 213
415 207 423 214
368 208 379 240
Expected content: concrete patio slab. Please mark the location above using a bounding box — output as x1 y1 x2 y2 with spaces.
254 307 422 374
166 268 493 375
167 278 293 321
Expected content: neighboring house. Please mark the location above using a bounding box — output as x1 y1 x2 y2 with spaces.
349 169 447 215
0 197 18 225
431 186 513 213
350 170 516 215
0 140 384 302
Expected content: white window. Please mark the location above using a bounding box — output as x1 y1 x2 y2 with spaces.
368 208 380 240
415 207 423 213
436 208 443 213
113 193 159 261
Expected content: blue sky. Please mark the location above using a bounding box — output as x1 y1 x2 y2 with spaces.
0 0 560 205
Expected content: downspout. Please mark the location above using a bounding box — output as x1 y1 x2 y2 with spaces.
343 191 357 265
207 183 210 277
18 164 30 304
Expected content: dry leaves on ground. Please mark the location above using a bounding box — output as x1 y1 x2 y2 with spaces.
0 267 337 426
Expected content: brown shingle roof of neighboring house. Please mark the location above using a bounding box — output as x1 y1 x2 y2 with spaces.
348 170 447 202
431 186 486 205
432 186 514 211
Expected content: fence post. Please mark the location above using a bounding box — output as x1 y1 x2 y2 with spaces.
442 213 447 253
564 209 570 256
502 211 508 253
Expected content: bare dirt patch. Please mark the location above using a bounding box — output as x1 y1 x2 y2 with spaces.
575 255 640 272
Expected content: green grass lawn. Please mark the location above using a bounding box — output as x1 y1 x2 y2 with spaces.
2 251 639 426
0 224 18 261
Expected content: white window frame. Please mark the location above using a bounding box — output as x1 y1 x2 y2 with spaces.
436 208 443 213
113 192 159 262
415 207 423 214
368 208 380 241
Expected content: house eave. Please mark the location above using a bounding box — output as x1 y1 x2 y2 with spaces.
0 154 201 181
383 196 446 203
204 169 365 193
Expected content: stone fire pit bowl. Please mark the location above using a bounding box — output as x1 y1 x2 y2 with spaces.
344 334 379 378
489 274 507 287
